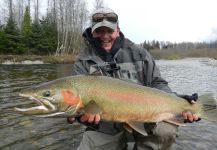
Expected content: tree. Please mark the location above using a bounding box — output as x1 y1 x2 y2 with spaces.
15 0 24 29
21 6 32 52
55 0 88 55
34 0 39 24
28 21 43 54
9 0 13 19
36 15 58 54
21 6 31 36
0 0 92 55
0 24 6 53
3 17 24 54
93 0 106 10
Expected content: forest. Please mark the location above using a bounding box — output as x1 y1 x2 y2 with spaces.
0 0 217 56
0 0 97 55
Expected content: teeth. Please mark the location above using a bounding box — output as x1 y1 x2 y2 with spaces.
101 40 110 43
14 105 48 112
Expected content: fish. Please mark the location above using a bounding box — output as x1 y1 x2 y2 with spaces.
15 75 217 136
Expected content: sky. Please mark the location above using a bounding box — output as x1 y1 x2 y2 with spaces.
88 0 217 44
1 0 217 44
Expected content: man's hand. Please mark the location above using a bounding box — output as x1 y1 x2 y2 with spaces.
179 93 201 123
79 114 101 124
67 114 101 129
181 111 200 123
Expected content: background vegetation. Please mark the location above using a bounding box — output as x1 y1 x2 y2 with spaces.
142 40 217 59
0 0 217 59
0 0 103 55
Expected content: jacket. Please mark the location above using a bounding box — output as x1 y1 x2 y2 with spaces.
72 27 172 134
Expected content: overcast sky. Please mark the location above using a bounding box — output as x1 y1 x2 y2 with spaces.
1 0 217 44
88 0 217 43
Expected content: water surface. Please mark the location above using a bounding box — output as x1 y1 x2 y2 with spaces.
1 58 217 150
157 58 217 150
0 64 84 150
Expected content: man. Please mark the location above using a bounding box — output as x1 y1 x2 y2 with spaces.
68 7 199 150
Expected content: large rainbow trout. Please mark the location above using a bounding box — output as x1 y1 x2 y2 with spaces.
15 75 217 135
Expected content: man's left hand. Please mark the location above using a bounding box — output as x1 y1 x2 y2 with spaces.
179 93 201 123
181 111 200 123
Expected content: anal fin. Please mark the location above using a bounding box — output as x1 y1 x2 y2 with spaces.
126 121 148 136
123 123 133 133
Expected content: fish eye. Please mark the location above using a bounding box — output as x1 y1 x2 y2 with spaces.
43 91 51 97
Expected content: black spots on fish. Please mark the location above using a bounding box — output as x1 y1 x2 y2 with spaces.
43 91 51 97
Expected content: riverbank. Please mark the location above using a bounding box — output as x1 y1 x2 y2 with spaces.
0 54 76 64
150 48 217 60
1 48 217 64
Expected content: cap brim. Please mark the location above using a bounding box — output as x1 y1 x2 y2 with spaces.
91 20 118 33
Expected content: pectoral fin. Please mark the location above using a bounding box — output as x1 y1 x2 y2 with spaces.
126 121 148 136
84 100 102 115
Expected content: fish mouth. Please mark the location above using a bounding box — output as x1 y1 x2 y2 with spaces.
14 93 57 116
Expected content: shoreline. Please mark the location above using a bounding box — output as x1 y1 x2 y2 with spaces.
0 50 217 65
149 48 217 60
0 54 76 65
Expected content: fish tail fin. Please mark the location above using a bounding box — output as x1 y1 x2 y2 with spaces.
199 94 217 122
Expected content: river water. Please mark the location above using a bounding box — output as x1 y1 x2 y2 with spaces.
0 58 217 150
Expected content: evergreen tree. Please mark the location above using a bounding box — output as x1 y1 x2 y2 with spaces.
38 15 58 54
29 14 58 55
3 17 24 54
28 21 43 54
21 6 32 52
0 24 6 54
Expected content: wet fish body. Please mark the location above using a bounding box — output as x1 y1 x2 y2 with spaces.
15 75 217 135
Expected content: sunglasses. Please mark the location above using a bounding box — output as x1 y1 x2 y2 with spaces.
92 13 118 23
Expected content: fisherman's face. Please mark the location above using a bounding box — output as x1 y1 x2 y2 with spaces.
92 26 120 51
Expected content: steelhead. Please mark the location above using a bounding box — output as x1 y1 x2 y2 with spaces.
15 75 217 135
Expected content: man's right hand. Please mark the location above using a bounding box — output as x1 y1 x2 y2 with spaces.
79 114 101 124
67 114 101 125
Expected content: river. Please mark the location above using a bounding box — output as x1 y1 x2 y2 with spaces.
0 58 217 150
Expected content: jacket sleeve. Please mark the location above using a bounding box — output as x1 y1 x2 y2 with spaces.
144 50 173 94
151 61 173 93
72 59 88 75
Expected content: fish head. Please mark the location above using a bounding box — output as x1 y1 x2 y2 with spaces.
15 78 82 117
